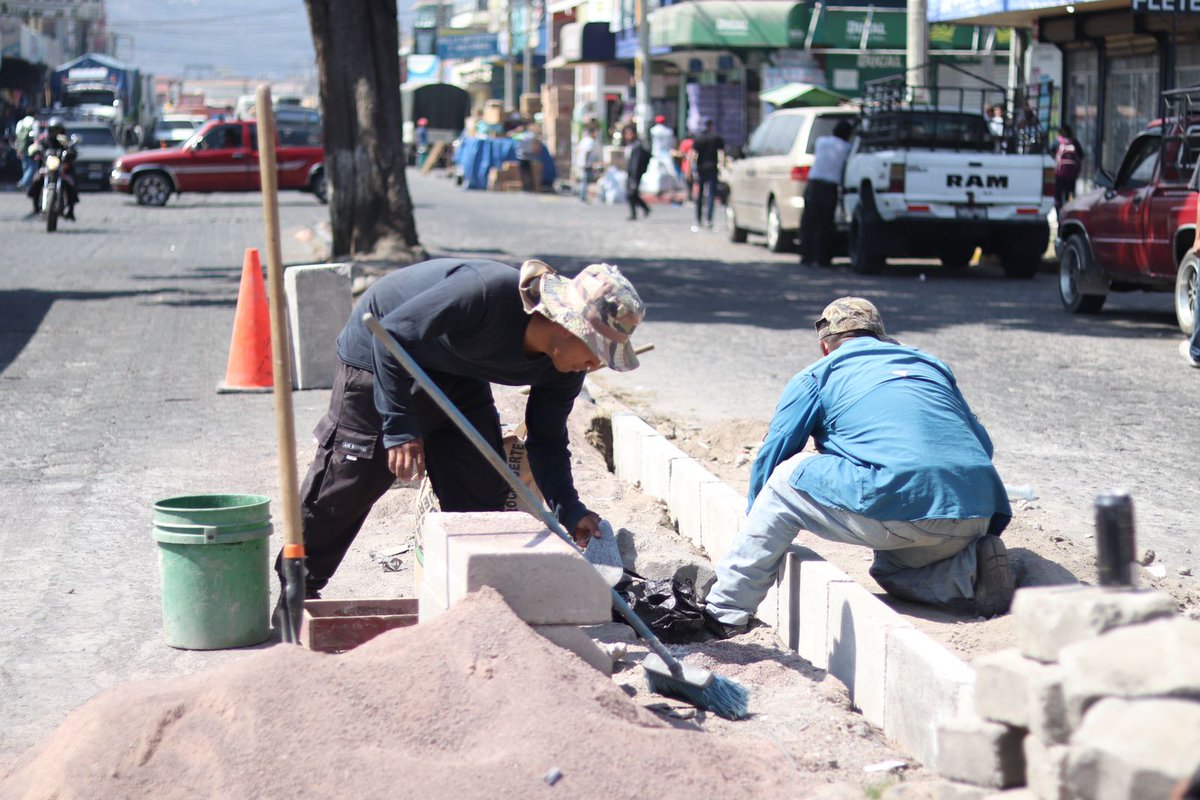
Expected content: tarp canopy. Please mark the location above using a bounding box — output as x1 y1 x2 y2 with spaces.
759 82 851 108
454 137 557 190
649 1 809 50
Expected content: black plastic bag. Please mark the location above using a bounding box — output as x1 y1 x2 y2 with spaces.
613 569 706 644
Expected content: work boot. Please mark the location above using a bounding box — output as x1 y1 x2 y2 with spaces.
973 536 1014 618
701 607 750 640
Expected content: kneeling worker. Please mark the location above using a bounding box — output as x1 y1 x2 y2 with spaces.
276 258 645 617
704 298 1014 637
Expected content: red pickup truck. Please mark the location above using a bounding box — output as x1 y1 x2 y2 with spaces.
111 119 326 207
1056 118 1197 334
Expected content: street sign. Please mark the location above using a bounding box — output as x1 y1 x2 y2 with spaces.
436 32 500 60
1132 0 1200 10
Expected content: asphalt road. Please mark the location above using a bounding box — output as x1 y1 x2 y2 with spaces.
1 172 1196 759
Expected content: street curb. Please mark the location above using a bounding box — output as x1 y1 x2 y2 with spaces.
599 399 976 766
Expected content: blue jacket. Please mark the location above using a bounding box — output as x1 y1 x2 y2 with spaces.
749 337 1011 531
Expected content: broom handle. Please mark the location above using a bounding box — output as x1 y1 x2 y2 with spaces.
364 314 685 678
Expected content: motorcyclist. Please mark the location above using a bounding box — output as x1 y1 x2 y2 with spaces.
26 118 79 221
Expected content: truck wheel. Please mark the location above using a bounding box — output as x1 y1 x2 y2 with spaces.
1059 236 1107 314
311 169 328 204
726 206 747 243
849 203 885 274
765 201 791 252
1176 250 1198 335
938 242 975 274
134 173 172 207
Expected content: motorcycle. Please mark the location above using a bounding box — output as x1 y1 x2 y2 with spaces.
29 136 77 233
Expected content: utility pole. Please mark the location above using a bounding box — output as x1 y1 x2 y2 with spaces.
504 0 515 110
905 0 929 97
634 0 652 137
522 0 533 98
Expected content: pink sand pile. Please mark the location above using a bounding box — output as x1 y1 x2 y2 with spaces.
2 588 815 799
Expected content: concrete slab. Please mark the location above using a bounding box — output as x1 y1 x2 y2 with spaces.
1024 736 1069 800
885 626 977 767
639 435 689 502
974 648 1044 729
936 718 1025 790
668 457 722 547
283 263 351 390
794 556 854 669
827 581 913 725
1012 585 1176 664
698 480 746 561
420 511 551 610
611 413 656 487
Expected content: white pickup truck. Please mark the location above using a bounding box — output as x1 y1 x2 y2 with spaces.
840 108 1055 278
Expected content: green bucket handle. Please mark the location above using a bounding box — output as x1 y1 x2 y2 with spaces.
153 521 274 546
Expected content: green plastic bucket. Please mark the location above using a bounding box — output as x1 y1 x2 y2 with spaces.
152 494 273 650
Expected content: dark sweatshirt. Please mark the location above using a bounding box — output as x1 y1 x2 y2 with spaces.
337 258 588 528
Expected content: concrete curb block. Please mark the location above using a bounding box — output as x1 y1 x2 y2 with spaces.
602 396 977 766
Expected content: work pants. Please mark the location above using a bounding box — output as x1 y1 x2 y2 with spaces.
694 168 718 225
798 179 838 265
706 453 990 625
278 361 508 594
627 180 650 218
1054 174 1076 214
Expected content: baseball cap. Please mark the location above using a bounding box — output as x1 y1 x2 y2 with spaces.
655 115 666 124
519 260 646 371
814 297 886 339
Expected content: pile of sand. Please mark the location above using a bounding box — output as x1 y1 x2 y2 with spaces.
1 589 817 799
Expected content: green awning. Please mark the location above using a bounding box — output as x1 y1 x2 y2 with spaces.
759 82 851 108
649 1 810 50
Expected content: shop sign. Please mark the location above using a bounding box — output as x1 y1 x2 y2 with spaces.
1132 0 1200 10
437 32 500 60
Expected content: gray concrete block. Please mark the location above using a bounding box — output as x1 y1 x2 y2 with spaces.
698 480 745 561
1026 664 1070 746
1012 585 1176 663
975 648 1054 729
1023 735 1069 800
793 556 853 669
579 621 636 644
1059 617 1200 726
936 718 1026 790
667 456 722 547
1067 697 1200 800
882 781 990 800
611 412 655 487
283 263 351 389
531 624 612 675
639 434 689 502
827 581 912 725
884 626 977 767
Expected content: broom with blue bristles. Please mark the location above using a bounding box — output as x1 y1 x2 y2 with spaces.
364 314 749 720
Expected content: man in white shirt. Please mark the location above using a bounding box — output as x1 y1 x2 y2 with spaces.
576 122 600 203
649 114 679 181
799 119 854 268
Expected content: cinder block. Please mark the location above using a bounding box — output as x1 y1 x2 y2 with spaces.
668 457 722 547
1026 663 1069 746
531 624 612 675
1067 697 1200 800
698 481 746 561
827 581 912 726
884 626 977 767
283 263 352 389
1024 735 1069 800
1012 585 1176 663
639 434 689 502
975 648 1050 729
936 718 1026 790
1058 617 1200 727
445 516 612 625
611 413 656 487
793 556 854 669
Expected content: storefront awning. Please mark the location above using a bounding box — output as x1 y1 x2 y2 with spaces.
927 0 1126 27
546 21 616 68
649 1 810 50
759 82 851 108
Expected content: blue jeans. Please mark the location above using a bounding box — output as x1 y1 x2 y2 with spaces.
18 155 36 188
1191 283 1200 362
695 169 718 225
705 453 990 625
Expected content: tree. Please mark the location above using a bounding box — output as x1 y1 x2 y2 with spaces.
305 0 422 260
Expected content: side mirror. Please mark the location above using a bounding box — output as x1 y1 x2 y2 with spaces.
69 134 81 146
1095 169 1115 190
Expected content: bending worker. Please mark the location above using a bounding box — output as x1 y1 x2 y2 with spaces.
275 258 646 616
704 298 1014 638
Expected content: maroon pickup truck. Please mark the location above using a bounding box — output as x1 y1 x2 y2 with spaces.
1056 118 1197 335
111 119 326 207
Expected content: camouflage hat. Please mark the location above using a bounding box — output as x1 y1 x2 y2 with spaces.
519 260 645 371
814 297 886 339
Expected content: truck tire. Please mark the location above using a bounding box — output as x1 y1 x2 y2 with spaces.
1176 250 1198 335
134 173 172 207
765 200 791 252
45 187 58 233
938 241 975 273
849 201 885 274
311 169 328 204
726 205 747 243
1058 236 1107 314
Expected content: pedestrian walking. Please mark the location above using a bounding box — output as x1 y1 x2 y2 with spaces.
703 298 1014 638
576 121 600 203
798 119 853 268
415 117 429 168
273 258 646 619
624 126 651 220
1053 124 1084 215
515 123 543 192
15 113 37 190
690 118 723 231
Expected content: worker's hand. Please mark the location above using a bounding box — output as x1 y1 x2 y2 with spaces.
571 512 602 549
387 439 425 482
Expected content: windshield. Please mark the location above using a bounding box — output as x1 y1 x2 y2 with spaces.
158 120 201 131
63 90 117 106
66 126 118 146
862 111 994 151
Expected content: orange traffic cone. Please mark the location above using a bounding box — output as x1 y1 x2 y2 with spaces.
217 248 274 393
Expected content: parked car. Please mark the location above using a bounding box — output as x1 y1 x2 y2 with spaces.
62 120 126 190
151 114 208 148
1056 117 1199 334
110 119 326 206
723 106 858 252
